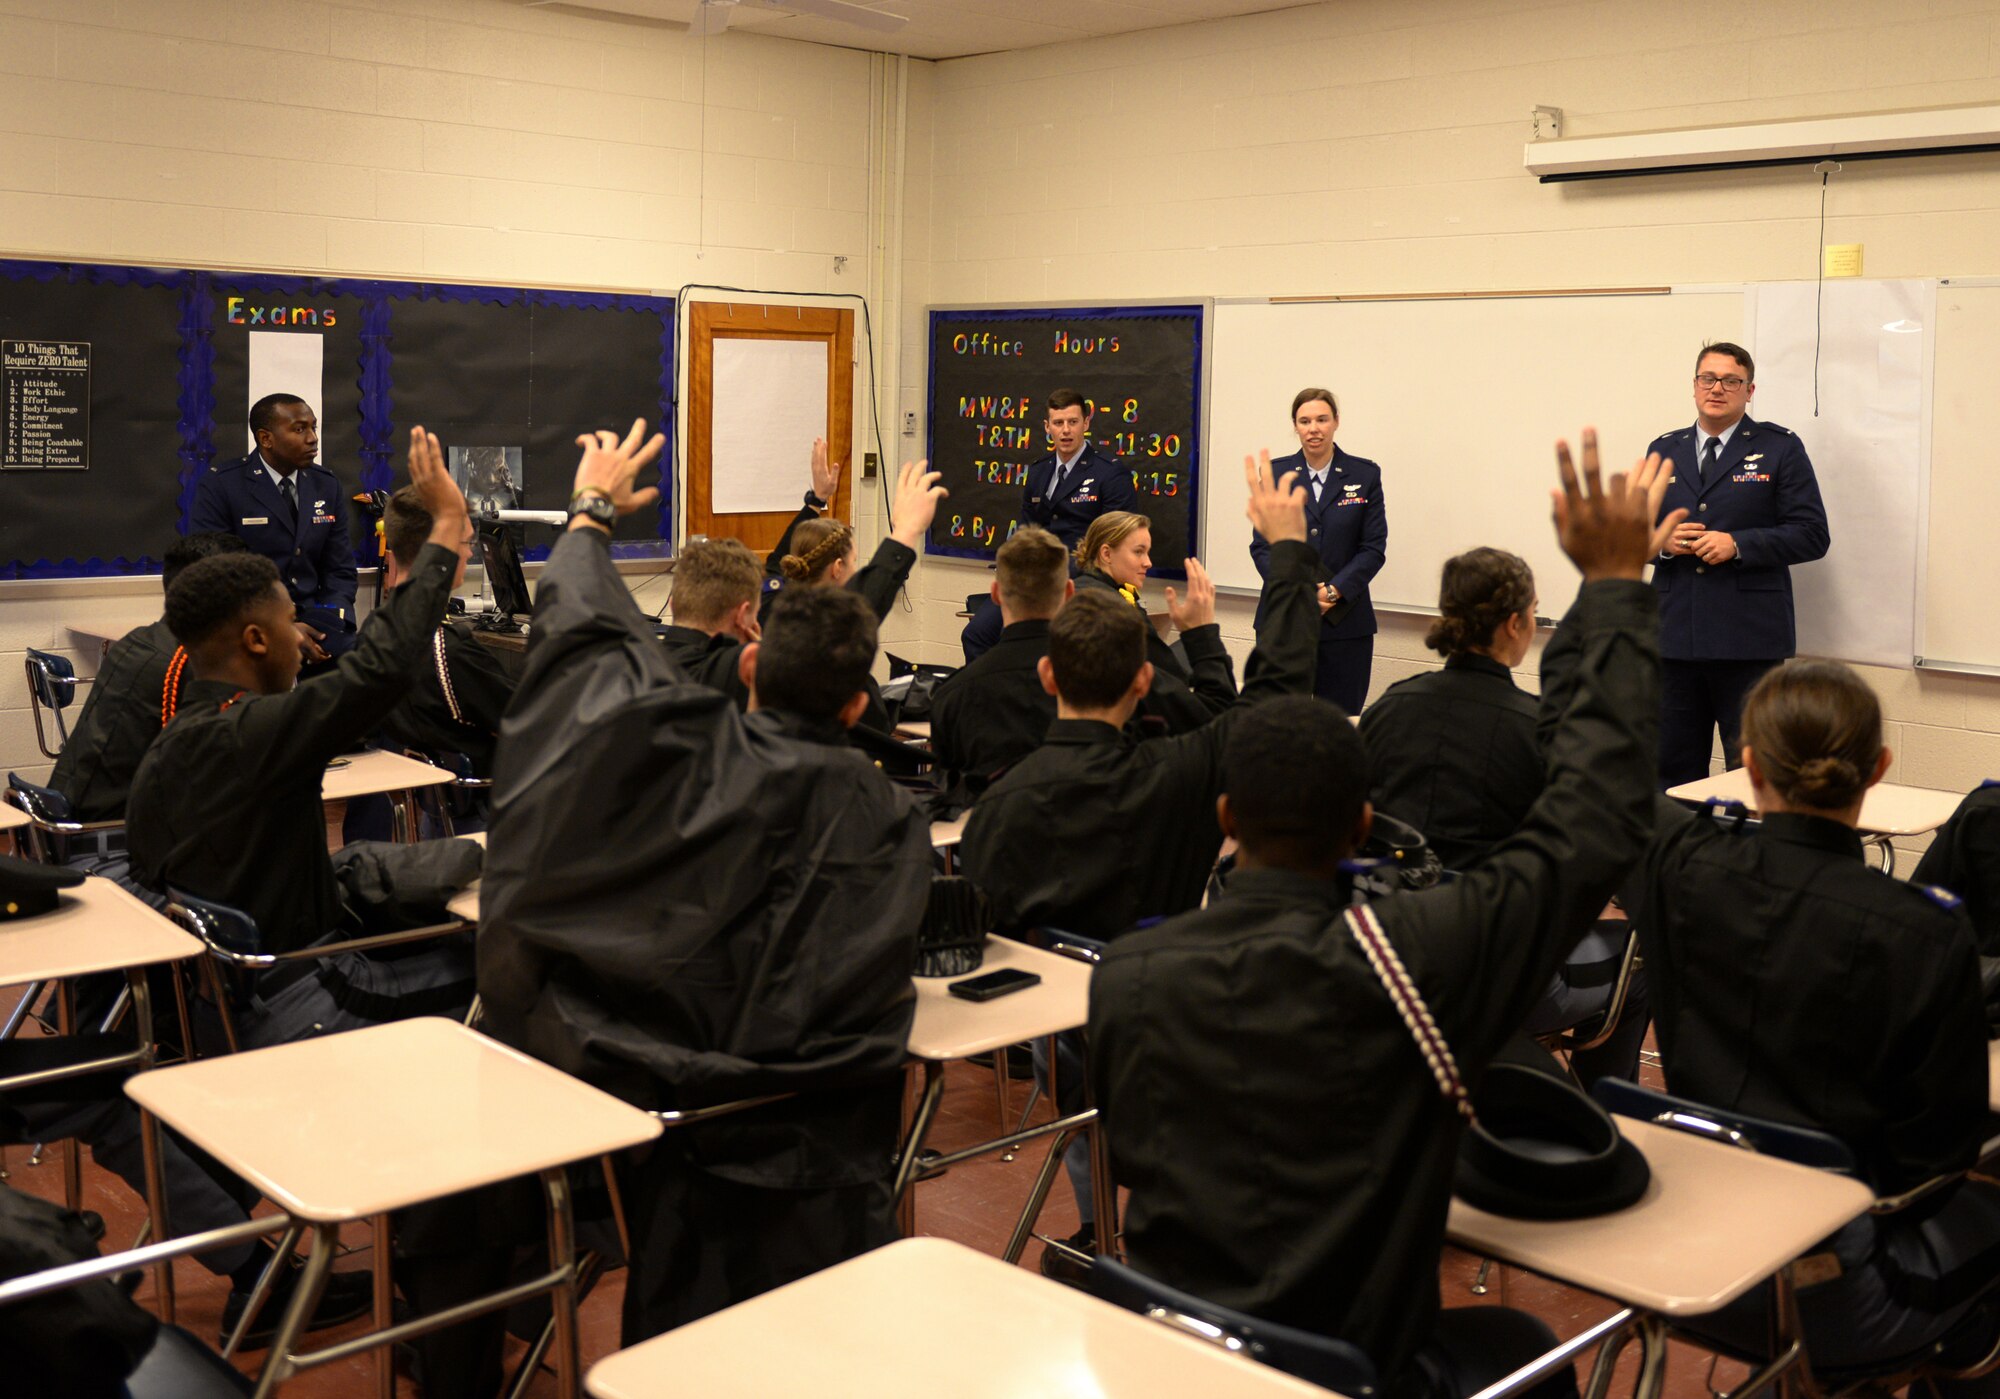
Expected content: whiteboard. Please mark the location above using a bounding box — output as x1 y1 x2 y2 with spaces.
1204 292 1744 619
1920 280 2000 673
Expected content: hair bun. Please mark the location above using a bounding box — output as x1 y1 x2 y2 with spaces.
1424 615 1468 656
1789 755 1862 804
778 554 811 582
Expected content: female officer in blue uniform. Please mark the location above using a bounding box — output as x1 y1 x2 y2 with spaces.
1248 387 1387 712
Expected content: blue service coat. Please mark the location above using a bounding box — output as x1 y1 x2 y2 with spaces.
1249 447 1386 640
1648 418 1829 662
1020 444 1138 551
190 453 358 618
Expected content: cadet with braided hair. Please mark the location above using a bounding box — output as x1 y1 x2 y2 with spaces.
1359 547 1540 870
1624 657 2000 1383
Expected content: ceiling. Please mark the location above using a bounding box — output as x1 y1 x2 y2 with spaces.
528 0 1325 60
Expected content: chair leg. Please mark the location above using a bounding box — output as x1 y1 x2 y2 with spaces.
373 1213 395 1399
601 1154 633 1264
1003 1128 1076 1266
2 981 47 1040
540 1167 581 1399
1470 1257 1494 1295
201 959 242 1055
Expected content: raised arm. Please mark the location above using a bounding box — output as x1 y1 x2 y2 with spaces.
849 460 945 620
1165 558 1237 714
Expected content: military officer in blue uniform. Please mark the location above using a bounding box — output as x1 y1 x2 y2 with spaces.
1649 342 1830 787
1248 388 1387 712
190 392 359 662
962 387 1138 660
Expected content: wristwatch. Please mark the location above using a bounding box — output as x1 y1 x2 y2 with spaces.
804 488 828 509
568 489 617 529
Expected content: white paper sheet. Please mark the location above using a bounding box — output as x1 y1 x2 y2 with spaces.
710 337 829 514
1749 279 1930 669
246 330 326 454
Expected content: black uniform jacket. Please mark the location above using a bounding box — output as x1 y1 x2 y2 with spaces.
1074 569 1236 733
1913 782 2000 957
126 543 458 953
366 613 516 776
49 617 179 822
929 618 1057 784
1625 803 1986 1195
1020 444 1138 551
960 540 1318 940
477 527 929 1188
1358 651 1543 870
659 624 752 708
1089 579 1661 1395
1647 418 1829 661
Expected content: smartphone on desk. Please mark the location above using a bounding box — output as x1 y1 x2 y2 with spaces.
947 968 1041 1002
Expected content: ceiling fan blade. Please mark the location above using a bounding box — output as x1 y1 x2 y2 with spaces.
689 0 736 37
741 0 907 32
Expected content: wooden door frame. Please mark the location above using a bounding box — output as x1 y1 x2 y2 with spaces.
687 301 854 555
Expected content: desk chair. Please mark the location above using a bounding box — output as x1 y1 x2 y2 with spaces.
0 1210 286 1398
6 774 125 867
1591 1079 2000 1399
402 747 492 838
164 889 469 1055
23 649 85 759
1092 1256 1381 1395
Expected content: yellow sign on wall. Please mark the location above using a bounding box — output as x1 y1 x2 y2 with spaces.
1823 244 1864 278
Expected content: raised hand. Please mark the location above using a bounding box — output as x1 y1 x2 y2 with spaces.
1244 450 1308 545
1165 556 1216 632
889 459 948 549
569 417 666 530
407 425 469 554
1551 429 1686 582
809 437 842 503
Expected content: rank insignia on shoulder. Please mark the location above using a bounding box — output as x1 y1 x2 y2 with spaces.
1919 884 1965 911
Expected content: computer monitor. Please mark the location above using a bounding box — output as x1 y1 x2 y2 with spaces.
474 521 532 632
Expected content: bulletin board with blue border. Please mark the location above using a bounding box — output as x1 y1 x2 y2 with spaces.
924 302 1205 573
0 256 676 580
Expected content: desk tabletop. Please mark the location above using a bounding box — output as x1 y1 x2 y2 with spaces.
1989 1041 1999 1113
585 1236 1330 1399
929 812 968 849
127 1017 661 1223
1666 768 1962 838
894 718 932 742
323 748 457 802
1446 1117 1873 1315
66 618 150 648
907 936 1092 1062
0 877 204 987
0 803 29 832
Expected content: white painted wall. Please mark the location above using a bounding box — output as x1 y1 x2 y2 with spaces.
893 0 2000 860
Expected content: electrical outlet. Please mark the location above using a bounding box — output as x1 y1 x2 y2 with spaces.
902 411 917 436
863 453 879 479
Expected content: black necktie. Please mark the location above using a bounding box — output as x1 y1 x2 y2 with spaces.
1701 437 1721 489
1312 474 1324 506
279 476 298 529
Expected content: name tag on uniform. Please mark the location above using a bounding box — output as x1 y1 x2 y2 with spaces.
242 516 268 525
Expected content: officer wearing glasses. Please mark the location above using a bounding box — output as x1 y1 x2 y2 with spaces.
1648 342 1829 788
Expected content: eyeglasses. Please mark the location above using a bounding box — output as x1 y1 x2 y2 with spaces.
1694 374 1748 391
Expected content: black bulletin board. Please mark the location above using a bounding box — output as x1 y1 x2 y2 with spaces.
925 304 1205 572
0 258 676 579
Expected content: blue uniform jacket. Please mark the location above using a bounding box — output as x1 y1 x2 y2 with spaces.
1648 418 1829 662
190 453 358 618
1249 447 1386 640
1020 444 1138 551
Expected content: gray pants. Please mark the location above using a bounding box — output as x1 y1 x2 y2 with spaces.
1033 1029 1095 1226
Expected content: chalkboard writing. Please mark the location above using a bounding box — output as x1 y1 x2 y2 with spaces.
2 339 91 470
926 305 1203 571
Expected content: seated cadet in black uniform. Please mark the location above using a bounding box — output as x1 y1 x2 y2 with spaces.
1073 510 1236 733
657 536 764 706
962 387 1142 662
961 453 1319 1272
126 428 482 1050
370 485 516 780
1625 661 2000 1387
47 532 248 825
929 525 1072 790
1089 433 1679 1399
1914 782 2000 957
459 421 929 1373
1360 548 1649 1083
189 392 359 663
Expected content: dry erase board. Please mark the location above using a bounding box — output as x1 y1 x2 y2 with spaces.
925 303 1205 571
